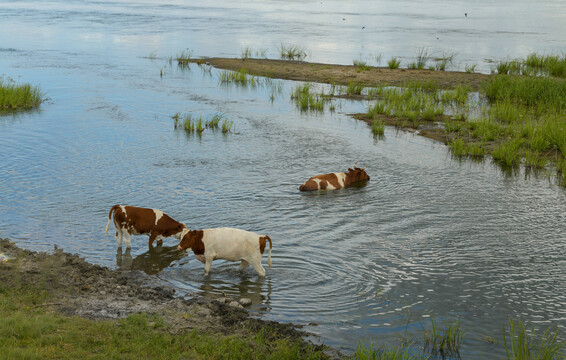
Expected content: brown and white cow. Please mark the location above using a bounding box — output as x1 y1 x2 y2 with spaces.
105 205 186 248
177 227 272 276
299 165 370 191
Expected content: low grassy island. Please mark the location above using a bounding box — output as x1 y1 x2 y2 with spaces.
0 77 43 112
187 53 566 186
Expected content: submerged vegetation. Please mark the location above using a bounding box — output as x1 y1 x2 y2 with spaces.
280 44 307 60
0 77 43 112
173 112 234 134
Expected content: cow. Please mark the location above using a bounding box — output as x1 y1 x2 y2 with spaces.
104 205 186 248
299 164 370 191
176 227 272 276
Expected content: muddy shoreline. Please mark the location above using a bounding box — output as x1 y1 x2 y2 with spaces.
196 57 489 91
0 238 339 357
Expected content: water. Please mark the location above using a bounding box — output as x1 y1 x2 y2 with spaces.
1 0 566 357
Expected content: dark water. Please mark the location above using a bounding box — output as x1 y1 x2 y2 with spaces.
1 0 566 357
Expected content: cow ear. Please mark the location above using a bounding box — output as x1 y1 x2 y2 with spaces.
348 168 354 172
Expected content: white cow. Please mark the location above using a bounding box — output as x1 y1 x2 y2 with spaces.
177 227 272 276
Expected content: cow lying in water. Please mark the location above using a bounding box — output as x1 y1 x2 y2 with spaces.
105 205 186 248
177 227 272 276
299 165 370 191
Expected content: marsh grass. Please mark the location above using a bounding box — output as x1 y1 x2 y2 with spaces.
502 317 565 360
372 119 385 137
291 83 328 112
492 137 524 167
218 69 260 87
354 343 426 360
0 78 43 111
465 64 477 73
354 58 372 71
173 112 234 134
346 81 364 95
280 44 307 60
241 46 252 61
175 49 194 64
423 319 463 359
388 57 401 69
414 47 430 70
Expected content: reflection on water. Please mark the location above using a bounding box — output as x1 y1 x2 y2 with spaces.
117 246 188 275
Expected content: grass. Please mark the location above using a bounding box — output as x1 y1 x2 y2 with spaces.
388 57 401 69
241 46 252 61
346 81 364 95
291 83 327 112
495 53 566 78
0 286 325 360
354 58 372 71
502 317 564 360
465 64 477 73
175 49 194 64
280 44 307 60
173 112 234 134
372 119 385 136
0 77 43 111
423 319 463 358
353 343 425 360
218 69 260 87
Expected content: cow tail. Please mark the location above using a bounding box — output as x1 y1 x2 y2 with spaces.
105 205 120 233
265 235 272 268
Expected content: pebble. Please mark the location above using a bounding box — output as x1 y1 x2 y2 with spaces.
238 298 252 306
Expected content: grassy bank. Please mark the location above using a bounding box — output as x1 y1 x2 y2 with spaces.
0 287 325 360
0 77 43 112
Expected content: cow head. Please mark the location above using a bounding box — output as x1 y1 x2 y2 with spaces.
177 229 204 253
172 223 188 240
347 166 370 183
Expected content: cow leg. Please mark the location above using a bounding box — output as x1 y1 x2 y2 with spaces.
148 233 158 248
204 256 214 275
195 255 206 264
115 228 123 248
249 256 266 277
238 260 249 271
156 235 164 247
123 230 133 249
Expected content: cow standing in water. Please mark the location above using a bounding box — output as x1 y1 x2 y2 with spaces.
299 165 370 191
105 205 186 248
177 227 272 276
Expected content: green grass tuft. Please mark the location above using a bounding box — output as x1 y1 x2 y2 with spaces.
0 77 43 111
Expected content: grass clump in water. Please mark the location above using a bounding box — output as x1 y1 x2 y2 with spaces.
501 317 565 360
173 112 234 134
175 49 194 65
280 44 307 60
218 69 259 87
0 77 43 111
291 83 327 112
423 319 463 359
388 57 401 69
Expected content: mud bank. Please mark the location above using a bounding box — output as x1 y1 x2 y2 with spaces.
0 238 339 357
196 57 489 91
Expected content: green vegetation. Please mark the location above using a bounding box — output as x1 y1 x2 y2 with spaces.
495 53 566 78
346 81 364 95
173 112 234 134
354 58 372 71
291 83 327 112
372 119 385 137
387 57 401 69
218 69 260 87
0 77 43 111
465 64 477 73
280 44 307 60
501 317 564 360
241 46 252 61
423 319 463 358
0 286 325 360
175 49 194 65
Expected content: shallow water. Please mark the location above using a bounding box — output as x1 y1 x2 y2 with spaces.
2 0 566 357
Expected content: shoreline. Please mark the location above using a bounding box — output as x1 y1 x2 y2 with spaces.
195 57 489 91
0 238 341 358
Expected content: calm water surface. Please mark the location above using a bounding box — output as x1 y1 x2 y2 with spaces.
1 1 566 357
